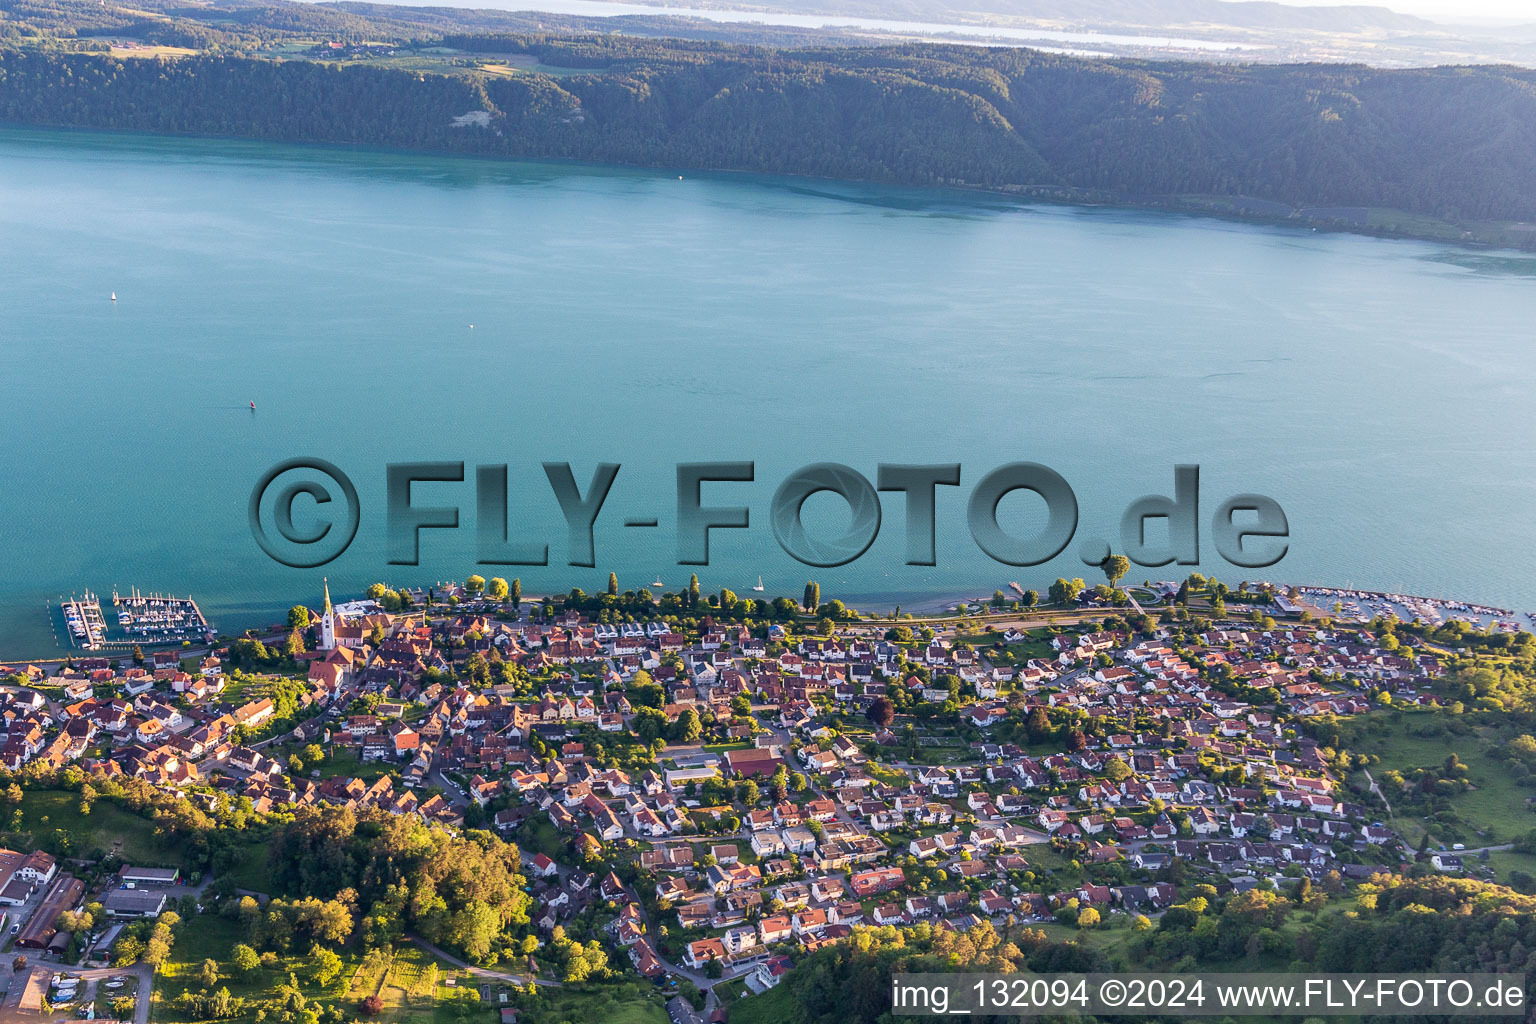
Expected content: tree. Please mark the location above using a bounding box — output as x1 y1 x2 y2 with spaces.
486 577 509 601
633 707 667 745
1101 554 1130 589
510 578 521 609
366 583 388 600
866 696 896 729
284 628 305 659
309 946 343 986
804 581 820 612
288 605 311 629
1077 907 1100 928
671 708 702 744
464 575 485 597
360 995 384 1017
230 944 261 979
1022 589 1039 607
1048 578 1085 605
607 572 619 596
198 957 220 988
688 574 701 609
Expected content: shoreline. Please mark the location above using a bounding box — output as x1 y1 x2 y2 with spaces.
4 577 1530 667
2 116 1533 255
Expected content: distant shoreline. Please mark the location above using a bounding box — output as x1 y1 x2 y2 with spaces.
5 577 1529 667
5 121 1530 255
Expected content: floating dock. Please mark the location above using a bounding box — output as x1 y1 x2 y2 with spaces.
109 588 215 645
58 592 107 650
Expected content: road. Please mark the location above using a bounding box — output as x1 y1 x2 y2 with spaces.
405 935 561 988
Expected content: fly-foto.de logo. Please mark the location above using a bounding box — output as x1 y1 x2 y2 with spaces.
248 461 1288 572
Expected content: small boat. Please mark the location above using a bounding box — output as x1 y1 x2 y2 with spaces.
110 292 117 302
752 576 764 592
651 576 664 588
250 400 256 409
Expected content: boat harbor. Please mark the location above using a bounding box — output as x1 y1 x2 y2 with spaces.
49 588 214 650
57 592 107 649
111 588 214 644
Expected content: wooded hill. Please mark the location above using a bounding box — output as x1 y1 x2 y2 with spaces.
2 1 1536 232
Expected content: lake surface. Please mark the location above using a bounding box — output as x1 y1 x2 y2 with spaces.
3 127 1535 656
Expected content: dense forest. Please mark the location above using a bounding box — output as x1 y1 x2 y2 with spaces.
2 0 1536 232
268 804 532 960
3 0 1536 234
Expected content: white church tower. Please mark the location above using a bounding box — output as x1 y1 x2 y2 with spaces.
320 577 336 651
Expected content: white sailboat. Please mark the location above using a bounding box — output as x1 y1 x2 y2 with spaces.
651 575 664 588
110 292 117 302
752 576 764 592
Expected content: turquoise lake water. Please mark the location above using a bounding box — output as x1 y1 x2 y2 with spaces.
3 127 1535 656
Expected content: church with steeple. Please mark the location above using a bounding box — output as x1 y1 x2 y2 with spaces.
320 578 336 651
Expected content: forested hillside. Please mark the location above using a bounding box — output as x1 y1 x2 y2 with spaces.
731 874 1536 1024
2 4 1536 234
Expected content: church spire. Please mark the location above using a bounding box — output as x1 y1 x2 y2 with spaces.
320 577 336 651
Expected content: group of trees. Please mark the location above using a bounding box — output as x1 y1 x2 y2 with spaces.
775 920 1099 1023
268 805 531 962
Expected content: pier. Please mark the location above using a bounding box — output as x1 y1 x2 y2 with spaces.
110 588 215 645
57 592 107 650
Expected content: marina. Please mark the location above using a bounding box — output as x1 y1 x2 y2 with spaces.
50 588 213 650
111 588 214 645
58 592 106 649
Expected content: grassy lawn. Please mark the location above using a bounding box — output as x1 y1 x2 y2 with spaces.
265 743 384 783
153 914 273 1023
713 977 749 1004
1337 711 1534 845
515 818 566 860
152 918 483 1024
8 789 182 865
516 983 669 1024
344 944 487 1024
727 980 794 1024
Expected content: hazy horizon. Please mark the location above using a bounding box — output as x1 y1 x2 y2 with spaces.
1277 0 1536 24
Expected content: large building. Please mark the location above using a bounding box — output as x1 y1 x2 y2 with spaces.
16 873 84 949
103 888 167 918
724 746 783 778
